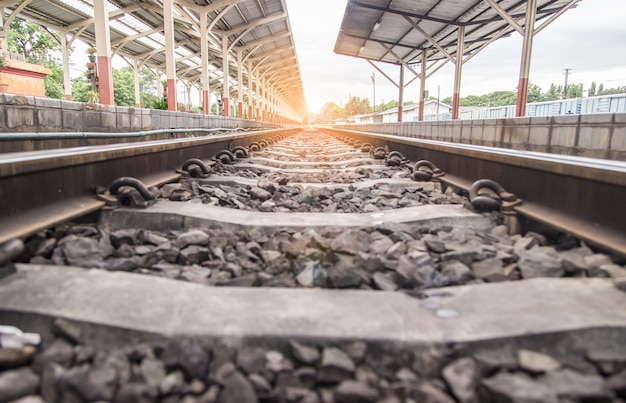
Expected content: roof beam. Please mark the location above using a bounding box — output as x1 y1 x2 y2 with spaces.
221 11 286 35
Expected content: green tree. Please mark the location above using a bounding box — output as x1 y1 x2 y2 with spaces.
318 102 343 123
71 77 92 102
345 96 370 116
7 19 67 99
588 82 597 97
44 65 64 99
544 84 562 101
112 67 135 106
139 67 158 107
527 83 544 103
596 83 626 96
565 83 583 98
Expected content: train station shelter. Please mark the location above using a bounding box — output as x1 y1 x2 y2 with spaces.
334 0 581 121
0 0 307 123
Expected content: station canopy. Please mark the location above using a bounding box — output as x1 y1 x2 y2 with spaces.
3 0 306 113
334 0 581 66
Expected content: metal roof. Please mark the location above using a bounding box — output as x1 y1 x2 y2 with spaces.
334 0 581 66
4 0 306 116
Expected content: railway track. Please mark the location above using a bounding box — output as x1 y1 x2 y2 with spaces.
0 127 625 402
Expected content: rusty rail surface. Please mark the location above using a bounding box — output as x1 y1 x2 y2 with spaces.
0 128 299 244
322 128 626 257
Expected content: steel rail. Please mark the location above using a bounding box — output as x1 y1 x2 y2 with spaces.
0 128 299 244
322 128 626 257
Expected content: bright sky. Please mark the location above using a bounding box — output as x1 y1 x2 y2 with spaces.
286 0 626 114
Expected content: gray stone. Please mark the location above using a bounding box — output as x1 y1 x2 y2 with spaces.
249 186 272 201
318 347 355 384
161 339 209 379
178 245 210 265
160 183 183 199
289 340 320 365
354 252 385 273
518 248 564 279
57 362 118 402
584 253 613 270
10 396 45 403
256 178 276 193
394 255 417 288
265 350 294 373
372 271 398 291
107 256 142 271
159 370 185 395
174 229 209 248
369 236 394 255
330 230 371 255
412 381 456 403
0 367 40 402
52 318 82 344
140 358 166 388
413 265 449 288
32 337 74 373
329 264 362 288
237 346 267 374
586 350 626 375
513 236 538 255
61 236 107 268
607 368 626 397
296 261 327 287
559 246 592 275
110 229 139 247
481 372 558 403
334 380 378 403
471 258 506 282
540 369 611 401
424 238 446 253
218 371 258 403
442 357 478 403
597 264 626 278
248 373 272 394
114 383 158 403
518 350 561 374
441 261 473 285
385 242 407 260
139 230 169 246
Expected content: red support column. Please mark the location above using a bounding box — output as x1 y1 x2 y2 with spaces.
167 79 176 111
238 102 243 118
450 90 460 119
97 55 114 105
248 105 253 120
223 97 229 116
203 90 210 114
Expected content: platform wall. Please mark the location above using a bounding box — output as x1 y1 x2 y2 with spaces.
334 113 626 161
0 94 281 133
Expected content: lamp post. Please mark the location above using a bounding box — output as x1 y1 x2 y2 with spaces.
371 73 376 122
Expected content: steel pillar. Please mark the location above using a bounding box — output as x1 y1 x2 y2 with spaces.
133 59 140 107
60 32 72 101
93 0 114 105
397 64 404 122
222 35 230 117
516 0 537 117
163 0 176 111
200 12 210 115
452 26 465 120
419 52 427 121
